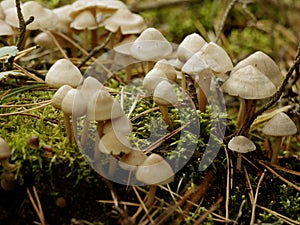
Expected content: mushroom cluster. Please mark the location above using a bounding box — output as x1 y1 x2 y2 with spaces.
0 0 147 56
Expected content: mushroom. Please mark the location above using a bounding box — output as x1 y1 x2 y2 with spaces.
45 59 83 89
143 59 177 92
130 27 173 72
153 80 178 130
222 65 277 135
182 41 233 111
119 149 147 172
262 112 297 164
0 137 15 170
135 153 174 207
228 136 256 171
0 172 17 191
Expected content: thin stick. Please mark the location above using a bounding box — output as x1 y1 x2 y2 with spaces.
13 62 44 83
0 101 51 116
250 170 266 225
26 187 46 225
224 147 230 224
45 30 69 59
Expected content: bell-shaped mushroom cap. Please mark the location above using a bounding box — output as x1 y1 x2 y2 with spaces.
103 114 132 135
52 85 73 110
0 137 11 159
198 41 233 74
262 112 297 136
119 149 147 171
1 0 15 11
98 130 132 155
104 8 146 34
221 65 277 99
135 153 174 185
0 20 14 36
177 33 207 62
86 89 124 121
45 59 83 89
79 77 104 102
153 80 178 106
34 32 68 49
5 1 58 30
181 52 209 75
130 27 173 61
143 60 177 91
61 89 87 116
52 4 72 33
232 51 283 88
228 136 256 153
70 10 98 30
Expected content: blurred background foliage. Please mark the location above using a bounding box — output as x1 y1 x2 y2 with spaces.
31 0 300 67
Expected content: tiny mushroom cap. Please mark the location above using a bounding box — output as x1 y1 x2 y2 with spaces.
86 89 124 121
103 114 132 136
153 80 178 106
228 136 256 154
135 153 174 185
79 77 104 102
262 112 297 136
177 33 207 63
143 59 177 91
61 88 87 117
0 20 14 36
232 51 283 88
221 65 277 99
45 59 83 89
52 4 73 33
130 27 173 61
52 84 73 110
0 137 15 170
98 130 132 155
119 149 147 171
103 8 146 35
70 10 98 30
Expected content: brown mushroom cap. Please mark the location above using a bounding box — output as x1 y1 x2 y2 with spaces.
86 89 124 121
130 27 173 61
177 33 207 63
232 51 283 88
135 153 174 185
45 59 83 89
153 80 178 106
228 136 256 153
103 8 146 34
221 65 277 99
262 112 297 136
0 137 11 160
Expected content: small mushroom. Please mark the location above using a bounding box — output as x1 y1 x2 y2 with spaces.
0 137 15 170
45 59 83 89
153 80 178 130
262 112 297 164
119 149 147 172
1 172 17 191
135 153 174 207
228 136 256 171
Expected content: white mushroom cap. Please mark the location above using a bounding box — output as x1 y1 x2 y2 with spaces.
98 130 132 155
181 51 209 75
0 19 14 36
70 10 98 30
228 136 256 153
52 84 72 110
153 80 178 106
61 88 86 117
103 8 146 34
86 89 124 121
52 4 73 33
45 59 83 89
0 137 11 160
221 65 277 99
232 51 283 88
119 149 147 171
262 112 297 136
135 153 174 185
177 33 207 62
130 27 173 61
103 114 132 135
79 77 104 102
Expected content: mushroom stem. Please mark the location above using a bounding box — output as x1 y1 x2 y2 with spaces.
80 118 90 146
96 121 105 139
237 99 257 134
195 75 211 112
181 72 187 99
236 152 242 171
91 29 98 49
0 160 16 171
271 137 282 164
158 105 174 131
145 185 157 207
63 113 73 144
108 155 117 177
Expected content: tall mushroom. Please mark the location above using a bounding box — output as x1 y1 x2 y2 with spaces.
228 135 256 171
222 65 277 135
0 137 15 170
262 112 297 164
135 153 174 206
